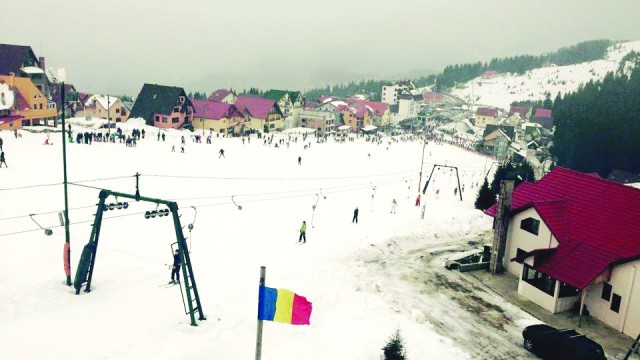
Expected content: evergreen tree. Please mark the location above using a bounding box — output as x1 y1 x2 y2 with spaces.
475 178 496 210
382 329 406 360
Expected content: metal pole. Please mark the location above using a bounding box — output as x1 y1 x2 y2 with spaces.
107 95 111 136
418 139 426 191
255 266 266 360
61 83 72 286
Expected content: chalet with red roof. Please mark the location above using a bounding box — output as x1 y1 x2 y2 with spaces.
129 84 194 129
234 96 283 132
348 99 390 128
486 167 640 338
423 92 444 105
207 89 236 104
475 107 497 128
482 70 499 78
191 99 244 134
532 108 553 129
339 103 372 132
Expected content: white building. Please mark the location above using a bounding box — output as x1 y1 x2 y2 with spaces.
487 167 640 339
381 81 416 105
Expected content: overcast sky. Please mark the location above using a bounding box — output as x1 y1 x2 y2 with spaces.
2 0 639 96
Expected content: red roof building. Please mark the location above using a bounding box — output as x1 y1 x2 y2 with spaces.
486 167 640 336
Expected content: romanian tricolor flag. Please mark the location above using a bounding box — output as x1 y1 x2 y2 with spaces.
258 286 313 325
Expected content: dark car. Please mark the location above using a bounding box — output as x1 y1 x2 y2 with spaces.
522 324 606 359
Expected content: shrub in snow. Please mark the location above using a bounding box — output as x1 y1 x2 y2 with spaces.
382 328 407 360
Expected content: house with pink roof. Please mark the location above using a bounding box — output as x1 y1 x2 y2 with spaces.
486 168 640 338
475 107 498 128
340 102 372 132
348 99 390 128
234 96 283 132
191 99 244 134
423 92 444 105
482 70 499 78
207 89 236 104
532 108 553 129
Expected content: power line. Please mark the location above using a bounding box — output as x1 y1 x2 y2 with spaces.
141 169 419 182
0 182 63 192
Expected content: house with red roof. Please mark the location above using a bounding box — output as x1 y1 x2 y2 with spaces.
475 107 498 128
339 103 372 132
482 70 499 78
486 167 640 338
532 108 553 129
423 92 444 105
207 89 236 104
234 96 283 132
0 73 57 127
347 99 390 128
191 99 244 134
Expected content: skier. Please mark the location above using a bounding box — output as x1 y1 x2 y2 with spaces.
181 145 185 153
298 221 307 244
415 194 421 206
162 133 166 141
219 148 225 158
14 129 18 138
436 189 440 198
172 145 175 152
390 199 397 214
0 136 3 150
157 131 161 141
352 207 359 223
0 151 6 168
298 156 302 166
454 187 458 196
170 249 181 284
181 135 185 145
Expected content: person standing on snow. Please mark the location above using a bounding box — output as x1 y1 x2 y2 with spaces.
171 249 181 284
352 207 359 223
298 156 302 166
390 199 397 214
298 221 307 243
415 194 421 206
219 148 225 158
0 151 7 168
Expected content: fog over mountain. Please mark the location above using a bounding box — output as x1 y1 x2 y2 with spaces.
2 0 639 95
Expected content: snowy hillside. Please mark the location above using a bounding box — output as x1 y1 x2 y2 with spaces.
451 40 640 110
0 125 551 359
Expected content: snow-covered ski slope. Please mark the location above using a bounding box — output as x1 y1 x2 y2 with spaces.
451 40 640 110
0 123 540 359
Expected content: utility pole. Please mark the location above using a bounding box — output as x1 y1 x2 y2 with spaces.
107 95 111 135
418 139 427 191
61 83 72 286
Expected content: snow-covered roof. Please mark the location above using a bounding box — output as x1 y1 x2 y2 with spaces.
85 95 119 110
20 66 44 74
362 125 377 131
0 83 15 110
337 125 351 130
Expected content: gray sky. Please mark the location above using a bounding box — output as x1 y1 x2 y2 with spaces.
2 0 639 96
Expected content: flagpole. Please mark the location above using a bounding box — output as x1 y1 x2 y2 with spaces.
255 266 266 360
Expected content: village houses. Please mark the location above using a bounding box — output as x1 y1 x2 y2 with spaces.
207 89 237 104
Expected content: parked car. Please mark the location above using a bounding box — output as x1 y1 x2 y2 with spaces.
443 245 490 270
522 324 606 359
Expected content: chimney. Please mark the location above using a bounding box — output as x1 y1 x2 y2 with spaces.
39 56 45 70
490 179 514 274
8 72 15 88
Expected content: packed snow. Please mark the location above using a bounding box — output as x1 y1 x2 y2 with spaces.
0 125 543 359
451 40 640 110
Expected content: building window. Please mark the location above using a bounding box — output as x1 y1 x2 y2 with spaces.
558 282 578 298
155 116 160 122
515 248 527 264
116 118 121 122
174 107 180 113
116 108 120 113
520 217 540 235
162 117 168 123
172 117 179 123
611 293 621 313
601 283 612 301
522 263 555 296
